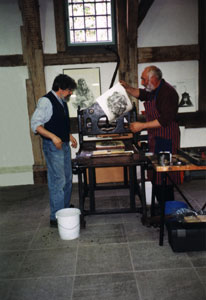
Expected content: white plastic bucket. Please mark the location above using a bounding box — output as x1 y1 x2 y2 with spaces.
143 181 157 206
56 208 81 240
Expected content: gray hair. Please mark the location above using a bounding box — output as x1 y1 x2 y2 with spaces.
147 66 162 80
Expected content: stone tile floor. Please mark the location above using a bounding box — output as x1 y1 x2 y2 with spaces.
0 179 206 300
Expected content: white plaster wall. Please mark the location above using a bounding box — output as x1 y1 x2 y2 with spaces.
0 67 32 167
180 127 206 148
0 1 34 186
0 66 34 186
39 0 57 53
138 0 198 47
0 0 23 55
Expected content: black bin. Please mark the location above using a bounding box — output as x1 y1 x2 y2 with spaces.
166 219 206 252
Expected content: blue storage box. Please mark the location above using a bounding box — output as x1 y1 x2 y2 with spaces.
165 200 188 215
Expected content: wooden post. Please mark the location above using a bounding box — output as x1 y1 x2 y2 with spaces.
19 0 47 184
116 0 139 109
126 0 139 108
116 0 127 81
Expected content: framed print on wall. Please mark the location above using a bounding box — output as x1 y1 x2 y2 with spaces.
173 79 198 113
63 67 101 117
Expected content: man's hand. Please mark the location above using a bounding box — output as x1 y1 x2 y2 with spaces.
120 80 140 98
130 122 145 133
52 135 63 149
36 125 63 149
120 80 130 89
70 135 78 148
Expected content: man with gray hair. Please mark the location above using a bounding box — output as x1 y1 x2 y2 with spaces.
121 65 180 206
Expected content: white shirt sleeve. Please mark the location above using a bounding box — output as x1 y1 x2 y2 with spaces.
31 97 53 133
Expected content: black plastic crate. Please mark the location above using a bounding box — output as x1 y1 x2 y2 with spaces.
166 219 206 252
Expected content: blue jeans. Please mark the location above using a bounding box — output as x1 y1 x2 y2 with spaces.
43 139 73 221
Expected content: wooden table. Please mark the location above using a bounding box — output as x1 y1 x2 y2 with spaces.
149 154 206 246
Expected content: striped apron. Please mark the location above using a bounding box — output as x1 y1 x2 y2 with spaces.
144 94 180 185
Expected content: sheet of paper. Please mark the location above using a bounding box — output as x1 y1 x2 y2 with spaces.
96 82 133 121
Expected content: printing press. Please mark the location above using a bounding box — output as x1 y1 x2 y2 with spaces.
72 102 149 227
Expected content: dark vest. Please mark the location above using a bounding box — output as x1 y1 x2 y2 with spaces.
44 91 70 142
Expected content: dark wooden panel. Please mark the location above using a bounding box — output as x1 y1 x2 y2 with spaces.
177 112 206 128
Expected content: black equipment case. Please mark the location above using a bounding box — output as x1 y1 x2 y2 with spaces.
166 219 206 252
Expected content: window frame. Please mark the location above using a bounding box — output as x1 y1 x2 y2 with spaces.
64 0 117 49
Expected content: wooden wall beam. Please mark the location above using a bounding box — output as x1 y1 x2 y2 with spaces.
127 0 138 83
44 51 117 65
138 45 199 63
0 44 199 67
0 55 26 66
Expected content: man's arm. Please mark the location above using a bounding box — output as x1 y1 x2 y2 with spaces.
36 125 63 149
31 97 52 133
130 119 161 133
31 97 63 150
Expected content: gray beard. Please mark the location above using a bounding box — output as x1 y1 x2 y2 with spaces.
145 82 155 92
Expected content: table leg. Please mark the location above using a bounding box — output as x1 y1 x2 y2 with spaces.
83 169 89 197
124 166 128 186
88 167 95 212
129 166 136 211
159 172 166 246
78 170 86 228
